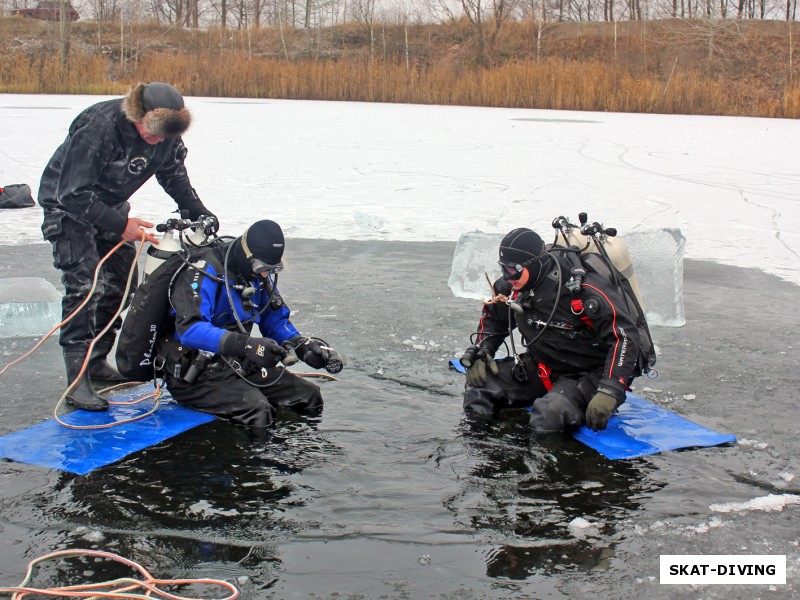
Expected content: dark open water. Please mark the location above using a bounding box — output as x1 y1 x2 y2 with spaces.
0 240 797 599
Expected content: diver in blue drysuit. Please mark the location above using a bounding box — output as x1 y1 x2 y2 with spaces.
156 219 339 428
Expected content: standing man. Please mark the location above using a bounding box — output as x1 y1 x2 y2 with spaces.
461 228 643 433
38 82 217 411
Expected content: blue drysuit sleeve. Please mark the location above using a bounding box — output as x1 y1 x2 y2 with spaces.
255 289 299 345
172 262 232 353
172 263 299 352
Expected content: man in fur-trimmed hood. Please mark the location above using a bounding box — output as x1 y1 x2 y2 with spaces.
38 81 218 412
122 82 192 139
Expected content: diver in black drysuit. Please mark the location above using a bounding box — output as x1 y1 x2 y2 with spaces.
462 228 642 433
156 219 340 429
37 82 216 412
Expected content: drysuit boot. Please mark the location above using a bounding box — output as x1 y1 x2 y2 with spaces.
64 349 109 412
88 337 128 384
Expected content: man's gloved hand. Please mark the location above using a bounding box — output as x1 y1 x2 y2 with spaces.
465 350 499 388
585 390 618 431
289 335 330 369
244 337 286 369
198 213 219 234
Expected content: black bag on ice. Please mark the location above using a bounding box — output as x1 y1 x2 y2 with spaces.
0 184 35 209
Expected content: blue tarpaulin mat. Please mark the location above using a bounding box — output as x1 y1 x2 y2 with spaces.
572 395 736 459
449 359 736 459
0 384 215 475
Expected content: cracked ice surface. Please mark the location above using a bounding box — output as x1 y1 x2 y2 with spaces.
3 94 798 286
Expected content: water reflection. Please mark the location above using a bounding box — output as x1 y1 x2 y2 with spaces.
451 411 663 581
13 411 340 588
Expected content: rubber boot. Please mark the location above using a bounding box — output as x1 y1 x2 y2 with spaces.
88 336 128 384
64 348 109 412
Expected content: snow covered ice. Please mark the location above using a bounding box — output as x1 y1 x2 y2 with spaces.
2 94 798 339
2 94 799 292
1 89 800 597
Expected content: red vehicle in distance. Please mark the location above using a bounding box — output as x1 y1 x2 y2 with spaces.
11 1 80 21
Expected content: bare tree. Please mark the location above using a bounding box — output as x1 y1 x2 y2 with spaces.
458 0 523 63
383 0 421 67
150 0 185 24
518 0 556 56
252 0 267 26
351 0 377 55
59 0 71 64
92 0 120 20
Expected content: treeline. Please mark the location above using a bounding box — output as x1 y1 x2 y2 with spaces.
1 16 799 117
4 0 797 29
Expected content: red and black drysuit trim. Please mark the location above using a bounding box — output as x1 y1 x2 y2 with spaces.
471 253 641 400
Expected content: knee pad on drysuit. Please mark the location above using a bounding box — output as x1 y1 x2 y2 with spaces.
528 391 585 433
236 392 276 428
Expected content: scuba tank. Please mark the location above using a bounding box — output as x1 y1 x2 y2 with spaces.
143 229 182 281
142 217 209 281
551 213 645 310
551 212 657 378
597 233 644 310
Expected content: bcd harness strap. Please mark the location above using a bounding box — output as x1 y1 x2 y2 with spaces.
563 251 595 329
533 251 593 391
156 336 220 378
537 362 553 391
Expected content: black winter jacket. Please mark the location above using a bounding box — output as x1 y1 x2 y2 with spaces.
475 253 642 398
38 98 207 235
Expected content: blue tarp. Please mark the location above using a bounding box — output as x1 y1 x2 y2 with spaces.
572 394 736 459
449 359 736 459
0 384 215 475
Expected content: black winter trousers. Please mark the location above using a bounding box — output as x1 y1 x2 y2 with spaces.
165 363 324 428
463 354 603 433
42 210 137 348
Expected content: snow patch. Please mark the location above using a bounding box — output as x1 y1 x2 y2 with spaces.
710 494 800 514
568 516 599 538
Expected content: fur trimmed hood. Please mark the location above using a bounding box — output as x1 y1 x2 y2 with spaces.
122 82 191 138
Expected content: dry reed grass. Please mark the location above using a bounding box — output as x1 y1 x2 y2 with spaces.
0 17 794 118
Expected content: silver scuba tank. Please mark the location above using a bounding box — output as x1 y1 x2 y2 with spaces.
551 217 646 310
142 221 207 281
143 230 181 281
593 233 645 310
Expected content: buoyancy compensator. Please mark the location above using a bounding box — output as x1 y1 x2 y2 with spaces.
551 212 645 310
116 215 221 381
550 212 657 378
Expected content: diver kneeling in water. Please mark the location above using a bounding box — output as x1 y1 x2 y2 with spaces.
460 227 644 434
153 219 342 429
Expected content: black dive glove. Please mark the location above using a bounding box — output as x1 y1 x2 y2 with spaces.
178 187 218 230
585 388 620 431
462 347 498 388
245 337 286 368
289 335 330 369
221 333 286 368
198 213 219 234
